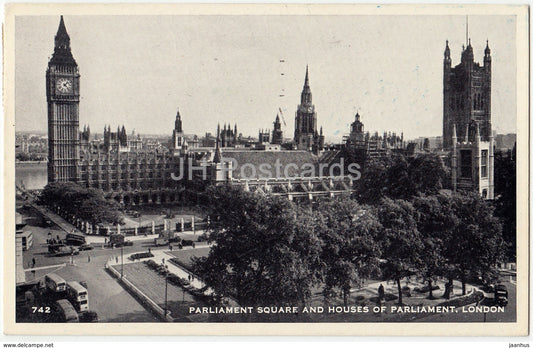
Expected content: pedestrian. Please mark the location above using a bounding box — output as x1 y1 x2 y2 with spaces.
88 254 91 263
169 245 173 252
115 256 118 263
192 242 196 249
188 274 191 282
104 238 107 244
32 258 36 268
378 284 385 303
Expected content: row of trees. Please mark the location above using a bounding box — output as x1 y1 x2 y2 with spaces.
16 152 46 161
39 182 124 227
193 184 505 308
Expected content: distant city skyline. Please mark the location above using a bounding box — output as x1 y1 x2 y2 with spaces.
15 15 517 141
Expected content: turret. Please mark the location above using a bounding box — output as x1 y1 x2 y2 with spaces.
444 40 451 70
213 135 221 163
484 40 492 70
175 109 183 133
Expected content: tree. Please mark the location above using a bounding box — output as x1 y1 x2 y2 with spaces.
193 185 323 307
412 195 456 298
445 192 505 295
493 148 516 261
376 198 423 305
408 153 450 196
357 153 450 205
317 197 382 306
39 182 123 226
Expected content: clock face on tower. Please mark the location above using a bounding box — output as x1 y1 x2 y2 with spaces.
56 78 73 94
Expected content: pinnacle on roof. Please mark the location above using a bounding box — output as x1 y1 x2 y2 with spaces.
304 65 310 87
213 136 222 163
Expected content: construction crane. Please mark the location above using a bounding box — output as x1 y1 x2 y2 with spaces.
278 107 287 127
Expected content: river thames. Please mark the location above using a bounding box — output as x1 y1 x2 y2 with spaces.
15 161 47 190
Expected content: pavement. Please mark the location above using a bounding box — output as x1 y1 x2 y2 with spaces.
17 202 162 322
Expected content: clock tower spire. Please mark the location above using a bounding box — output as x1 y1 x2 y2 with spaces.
46 16 81 183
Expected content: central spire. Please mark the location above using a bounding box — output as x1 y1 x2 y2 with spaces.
300 65 312 105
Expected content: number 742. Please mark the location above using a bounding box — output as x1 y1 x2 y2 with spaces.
32 306 51 313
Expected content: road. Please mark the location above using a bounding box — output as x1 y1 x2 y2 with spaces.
416 279 516 322
18 203 162 322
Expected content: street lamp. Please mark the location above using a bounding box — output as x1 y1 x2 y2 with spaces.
163 264 169 317
121 245 124 278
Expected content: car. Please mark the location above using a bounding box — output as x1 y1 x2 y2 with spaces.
79 311 98 322
126 210 141 218
494 284 508 307
78 244 94 251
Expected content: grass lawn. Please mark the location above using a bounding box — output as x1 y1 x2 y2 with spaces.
168 248 210 270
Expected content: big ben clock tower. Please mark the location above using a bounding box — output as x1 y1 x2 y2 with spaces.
46 16 80 183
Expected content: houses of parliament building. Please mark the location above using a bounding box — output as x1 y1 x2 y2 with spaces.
46 17 494 205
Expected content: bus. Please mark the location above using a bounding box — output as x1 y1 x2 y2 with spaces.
66 281 89 312
45 273 66 292
66 232 86 246
53 299 79 322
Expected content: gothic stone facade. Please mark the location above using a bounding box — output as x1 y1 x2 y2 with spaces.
444 39 494 199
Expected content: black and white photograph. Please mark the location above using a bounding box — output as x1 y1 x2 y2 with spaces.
3 3 529 336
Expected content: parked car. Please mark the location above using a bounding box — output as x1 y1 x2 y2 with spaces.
48 245 79 257
78 244 94 251
494 284 508 306
79 311 98 322
126 210 141 218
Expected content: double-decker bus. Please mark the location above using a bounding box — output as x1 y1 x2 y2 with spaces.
66 232 86 246
45 273 66 292
66 281 89 312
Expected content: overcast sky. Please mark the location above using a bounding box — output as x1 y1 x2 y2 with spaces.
15 15 516 141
